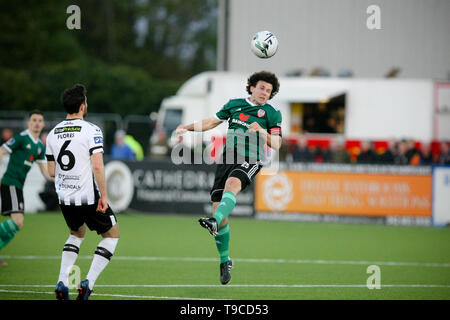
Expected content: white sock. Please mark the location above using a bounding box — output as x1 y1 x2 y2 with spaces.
57 235 84 286
86 238 119 289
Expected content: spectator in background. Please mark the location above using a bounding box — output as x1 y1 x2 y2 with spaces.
149 129 170 159
1 128 14 145
303 117 316 133
405 139 421 165
419 142 433 165
322 117 337 134
124 134 144 161
377 140 395 164
110 130 136 160
279 138 293 162
394 140 409 165
438 141 450 164
357 140 377 164
325 136 350 163
291 136 314 162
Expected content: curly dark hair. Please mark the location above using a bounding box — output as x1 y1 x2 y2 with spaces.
246 71 280 99
61 84 87 114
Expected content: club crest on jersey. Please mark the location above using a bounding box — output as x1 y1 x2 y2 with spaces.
257 109 265 118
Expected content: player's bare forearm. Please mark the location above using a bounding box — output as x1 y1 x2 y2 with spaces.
47 161 56 178
249 122 282 150
260 131 282 150
176 117 222 134
39 162 55 181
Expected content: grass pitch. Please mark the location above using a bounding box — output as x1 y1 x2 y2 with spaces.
0 212 449 300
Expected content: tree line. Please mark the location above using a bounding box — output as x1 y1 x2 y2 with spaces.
0 0 218 115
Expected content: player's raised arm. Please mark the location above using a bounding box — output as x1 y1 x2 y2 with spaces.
248 122 282 150
176 116 222 134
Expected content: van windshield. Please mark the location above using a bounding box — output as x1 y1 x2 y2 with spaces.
163 109 183 135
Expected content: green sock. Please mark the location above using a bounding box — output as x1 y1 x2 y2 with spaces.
215 224 230 263
0 219 20 251
213 191 236 225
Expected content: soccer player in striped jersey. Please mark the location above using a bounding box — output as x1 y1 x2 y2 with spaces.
0 110 54 266
176 71 282 284
46 84 120 300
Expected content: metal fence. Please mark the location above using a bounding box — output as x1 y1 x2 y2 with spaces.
0 111 155 157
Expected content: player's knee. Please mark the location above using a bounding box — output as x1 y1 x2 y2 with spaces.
70 226 86 238
224 177 241 193
102 224 120 238
11 214 24 229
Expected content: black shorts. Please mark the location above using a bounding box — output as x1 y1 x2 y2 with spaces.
60 203 117 235
210 160 262 202
1 184 24 215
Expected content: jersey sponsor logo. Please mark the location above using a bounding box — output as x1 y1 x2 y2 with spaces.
58 183 81 191
257 109 265 118
94 136 103 144
55 126 82 134
231 118 250 128
58 173 80 181
239 113 250 121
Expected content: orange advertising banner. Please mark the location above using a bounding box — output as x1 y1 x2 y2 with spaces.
255 171 431 217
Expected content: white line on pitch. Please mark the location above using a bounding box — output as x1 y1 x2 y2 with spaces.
1 255 449 268
0 284 449 288
0 289 218 300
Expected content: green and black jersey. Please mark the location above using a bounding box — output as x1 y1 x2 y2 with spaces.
1 130 46 189
215 98 282 162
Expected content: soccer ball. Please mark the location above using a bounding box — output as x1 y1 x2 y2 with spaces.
250 31 278 58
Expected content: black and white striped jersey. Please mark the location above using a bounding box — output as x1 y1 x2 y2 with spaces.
45 118 103 206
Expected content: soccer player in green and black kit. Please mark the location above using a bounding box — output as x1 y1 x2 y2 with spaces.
176 71 282 284
0 110 53 266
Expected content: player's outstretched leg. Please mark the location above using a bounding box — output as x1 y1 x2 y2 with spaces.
199 190 236 236
0 219 20 256
215 223 232 284
199 217 218 236
220 258 233 285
